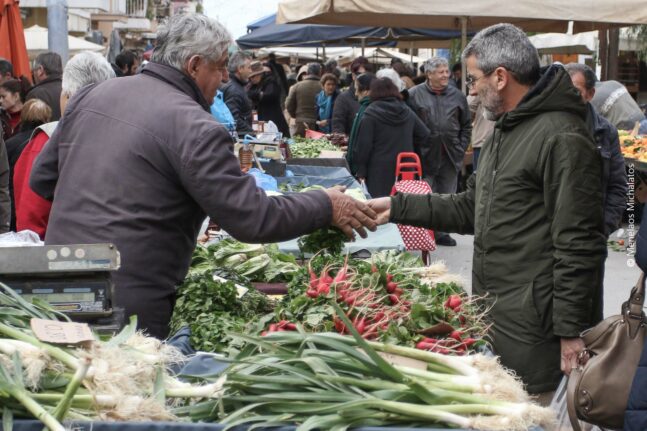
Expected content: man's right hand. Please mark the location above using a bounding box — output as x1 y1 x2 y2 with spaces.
324 187 377 240
367 197 392 225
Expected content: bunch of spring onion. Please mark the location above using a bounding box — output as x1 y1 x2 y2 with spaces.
179 301 555 431
0 282 224 429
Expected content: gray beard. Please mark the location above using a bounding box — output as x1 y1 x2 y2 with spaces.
484 108 501 121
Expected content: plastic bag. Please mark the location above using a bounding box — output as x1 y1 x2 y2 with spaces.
0 230 43 247
550 376 607 431
247 168 278 192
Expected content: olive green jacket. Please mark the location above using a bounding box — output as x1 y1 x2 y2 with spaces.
390 66 607 394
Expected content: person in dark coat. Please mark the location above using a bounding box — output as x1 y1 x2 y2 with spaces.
332 56 371 136
221 51 254 136
346 72 376 175
247 62 290 137
29 14 378 339
353 77 430 198
625 210 647 431
26 52 63 121
315 73 339 133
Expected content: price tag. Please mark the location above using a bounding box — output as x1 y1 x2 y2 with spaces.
30 318 95 345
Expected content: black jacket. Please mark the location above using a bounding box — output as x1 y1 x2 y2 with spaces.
221 75 253 135
30 63 332 339
26 75 62 121
586 103 627 236
5 126 37 230
248 74 290 137
332 84 359 135
353 97 430 198
408 82 471 175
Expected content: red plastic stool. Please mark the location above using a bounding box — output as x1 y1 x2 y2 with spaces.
390 152 435 265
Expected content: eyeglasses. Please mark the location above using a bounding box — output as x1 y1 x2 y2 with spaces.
465 71 494 88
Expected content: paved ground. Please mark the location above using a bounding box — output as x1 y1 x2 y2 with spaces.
429 224 640 318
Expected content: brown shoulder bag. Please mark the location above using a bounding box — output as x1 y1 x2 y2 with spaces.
566 274 646 430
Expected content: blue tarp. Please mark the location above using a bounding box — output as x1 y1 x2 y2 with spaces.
237 13 466 50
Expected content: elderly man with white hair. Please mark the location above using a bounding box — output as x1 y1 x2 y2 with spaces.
408 57 471 246
29 14 377 339
13 51 114 239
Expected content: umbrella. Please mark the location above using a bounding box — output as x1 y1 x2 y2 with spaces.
23 25 105 60
0 0 31 80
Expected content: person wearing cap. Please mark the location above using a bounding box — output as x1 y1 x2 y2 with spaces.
247 61 290 137
286 62 322 137
408 57 471 247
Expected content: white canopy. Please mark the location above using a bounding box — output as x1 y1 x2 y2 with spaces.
529 31 598 55
276 0 647 33
24 25 105 60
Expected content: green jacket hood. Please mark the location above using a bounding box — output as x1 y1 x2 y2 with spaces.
499 65 587 131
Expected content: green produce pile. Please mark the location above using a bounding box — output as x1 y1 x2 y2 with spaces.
191 239 300 283
169 271 274 353
176 314 554 431
0 283 225 430
288 137 339 158
267 252 489 353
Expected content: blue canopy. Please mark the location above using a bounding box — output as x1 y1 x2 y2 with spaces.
238 14 466 50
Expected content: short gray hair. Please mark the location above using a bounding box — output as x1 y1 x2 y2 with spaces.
564 63 597 90
34 52 63 76
423 57 448 73
152 13 232 71
307 62 321 77
62 51 115 97
462 23 540 86
228 51 251 75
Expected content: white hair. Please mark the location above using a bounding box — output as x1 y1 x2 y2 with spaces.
62 51 115 97
152 13 232 71
423 57 449 73
376 68 405 92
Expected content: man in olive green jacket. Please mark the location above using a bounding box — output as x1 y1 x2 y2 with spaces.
369 24 607 395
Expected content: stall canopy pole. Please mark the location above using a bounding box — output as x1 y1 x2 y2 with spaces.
461 16 467 94
47 0 69 64
322 43 326 60
410 41 414 63
361 38 366 56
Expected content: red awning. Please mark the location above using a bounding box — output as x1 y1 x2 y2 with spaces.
0 0 31 81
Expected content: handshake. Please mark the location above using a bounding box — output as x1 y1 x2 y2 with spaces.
324 187 393 240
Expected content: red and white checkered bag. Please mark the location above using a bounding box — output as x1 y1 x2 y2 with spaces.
392 180 436 253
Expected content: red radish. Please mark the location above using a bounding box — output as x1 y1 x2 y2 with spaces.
386 282 398 293
306 289 319 298
320 270 333 285
334 317 346 333
393 287 404 296
284 323 297 330
464 338 477 347
386 274 394 283
260 331 268 336
356 317 367 334
388 294 400 304
446 295 462 310
268 323 278 332
371 265 378 273
318 283 330 295
450 330 463 341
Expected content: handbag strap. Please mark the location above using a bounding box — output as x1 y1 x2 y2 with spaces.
624 273 646 338
566 371 583 431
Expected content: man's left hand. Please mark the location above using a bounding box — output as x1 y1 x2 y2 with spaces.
325 187 377 240
560 337 587 375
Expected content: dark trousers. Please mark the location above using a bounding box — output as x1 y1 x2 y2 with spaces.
424 161 459 239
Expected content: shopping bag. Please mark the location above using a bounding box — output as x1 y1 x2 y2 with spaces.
391 180 435 252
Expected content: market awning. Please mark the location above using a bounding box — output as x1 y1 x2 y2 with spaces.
276 0 647 33
529 31 597 55
24 25 105 60
237 13 466 50
0 0 31 81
